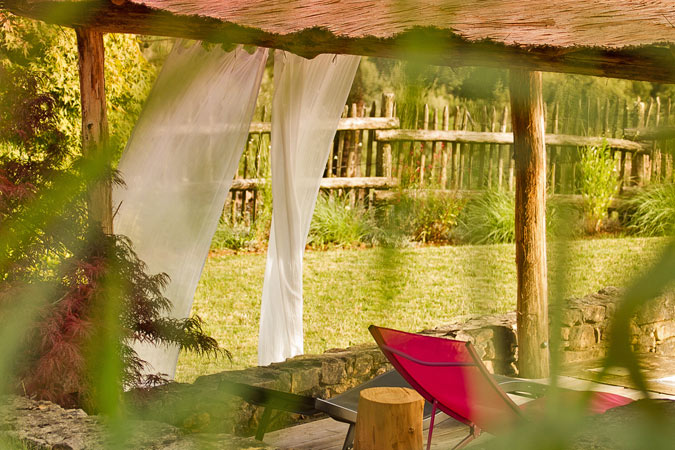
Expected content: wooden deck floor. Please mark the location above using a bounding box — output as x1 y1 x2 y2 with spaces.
263 374 675 450
263 412 471 450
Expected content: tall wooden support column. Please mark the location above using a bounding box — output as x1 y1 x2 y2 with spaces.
509 70 549 378
76 28 112 234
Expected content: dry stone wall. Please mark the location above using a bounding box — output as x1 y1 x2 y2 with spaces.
128 286 675 437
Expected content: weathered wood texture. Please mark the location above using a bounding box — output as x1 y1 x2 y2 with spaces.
246 117 399 133
376 129 646 152
625 126 675 141
76 27 112 234
509 69 549 379
6 0 675 83
373 190 629 210
230 177 398 191
354 387 424 450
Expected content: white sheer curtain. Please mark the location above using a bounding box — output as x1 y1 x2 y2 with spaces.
258 51 361 365
114 42 269 378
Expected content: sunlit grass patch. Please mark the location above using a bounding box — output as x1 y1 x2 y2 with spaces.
175 236 668 382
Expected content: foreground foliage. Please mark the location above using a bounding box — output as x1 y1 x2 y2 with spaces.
0 33 218 411
625 183 675 237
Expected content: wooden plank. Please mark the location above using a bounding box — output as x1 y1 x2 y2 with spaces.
375 129 646 152
373 189 628 210
624 125 675 141
509 69 549 379
231 177 398 190
245 117 400 134
76 28 112 234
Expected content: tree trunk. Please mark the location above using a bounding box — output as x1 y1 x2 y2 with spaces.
76 28 112 234
509 69 550 379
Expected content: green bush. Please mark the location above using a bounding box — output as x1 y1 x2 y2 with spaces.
577 140 620 233
307 193 372 248
406 192 463 243
372 192 464 246
625 183 675 236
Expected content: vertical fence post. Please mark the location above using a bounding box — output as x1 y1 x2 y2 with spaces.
452 106 461 189
487 105 496 189
420 104 429 186
377 93 394 177
630 100 646 185
440 106 450 187
497 105 508 190
509 69 550 379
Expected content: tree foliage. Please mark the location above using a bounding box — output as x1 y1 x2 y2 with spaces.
0 11 156 161
0 14 218 411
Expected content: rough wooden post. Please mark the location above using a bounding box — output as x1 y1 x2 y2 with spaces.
440 105 450 187
376 93 394 177
630 101 646 185
509 69 550 379
77 28 112 235
382 93 394 178
354 387 424 450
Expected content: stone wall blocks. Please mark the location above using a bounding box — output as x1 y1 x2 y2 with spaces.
561 308 583 326
655 336 675 355
320 358 345 385
568 324 596 351
655 321 675 341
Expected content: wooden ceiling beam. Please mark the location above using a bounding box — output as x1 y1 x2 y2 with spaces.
6 0 675 84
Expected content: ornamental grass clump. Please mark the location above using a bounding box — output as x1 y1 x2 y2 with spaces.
577 140 620 233
457 190 573 244
458 190 515 244
625 183 675 236
308 193 373 248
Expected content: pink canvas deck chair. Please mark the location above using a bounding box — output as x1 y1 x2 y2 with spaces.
369 325 633 450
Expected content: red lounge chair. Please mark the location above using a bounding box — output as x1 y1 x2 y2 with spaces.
369 325 634 450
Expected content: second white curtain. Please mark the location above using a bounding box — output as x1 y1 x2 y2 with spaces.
258 51 361 365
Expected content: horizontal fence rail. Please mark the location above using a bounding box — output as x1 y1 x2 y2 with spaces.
375 130 647 153
230 177 398 191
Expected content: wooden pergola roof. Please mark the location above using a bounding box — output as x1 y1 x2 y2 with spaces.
5 0 675 83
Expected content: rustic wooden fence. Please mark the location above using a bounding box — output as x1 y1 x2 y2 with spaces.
227 94 675 224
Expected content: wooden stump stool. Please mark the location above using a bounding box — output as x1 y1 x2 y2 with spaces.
353 387 424 450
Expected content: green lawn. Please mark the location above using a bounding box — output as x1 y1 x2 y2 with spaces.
175 237 668 382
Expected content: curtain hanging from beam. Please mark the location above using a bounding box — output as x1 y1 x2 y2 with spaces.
114 42 268 378
258 51 360 365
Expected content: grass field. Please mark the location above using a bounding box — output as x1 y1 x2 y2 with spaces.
175 236 668 382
